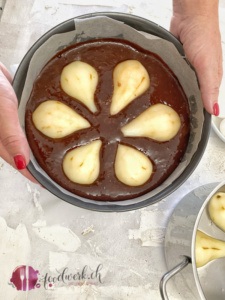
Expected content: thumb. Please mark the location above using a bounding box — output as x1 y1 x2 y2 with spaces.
199 82 220 116
193 56 222 116
0 75 30 170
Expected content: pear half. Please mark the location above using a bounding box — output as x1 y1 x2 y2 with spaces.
63 140 102 185
110 60 150 115
32 100 90 138
60 61 98 113
115 144 153 186
195 230 225 268
208 192 225 232
121 103 181 142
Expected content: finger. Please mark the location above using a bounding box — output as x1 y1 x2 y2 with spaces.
0 62 13 83
0 78 30 169
193 52 223 115
170 17 179 38
199 75 220 115
0 100 30 168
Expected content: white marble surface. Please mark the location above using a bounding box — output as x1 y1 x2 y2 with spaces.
0 1 225 299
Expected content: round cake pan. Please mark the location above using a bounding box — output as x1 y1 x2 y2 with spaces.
13 12 211 212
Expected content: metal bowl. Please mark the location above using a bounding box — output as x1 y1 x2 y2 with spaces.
13 12 211 212
161 181 225 299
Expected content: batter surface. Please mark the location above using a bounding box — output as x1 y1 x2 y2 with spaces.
25 38 190 201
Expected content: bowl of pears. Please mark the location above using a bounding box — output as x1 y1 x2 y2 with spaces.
160 181 225 300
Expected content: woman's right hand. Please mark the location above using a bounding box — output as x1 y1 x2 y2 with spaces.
171 0 223 115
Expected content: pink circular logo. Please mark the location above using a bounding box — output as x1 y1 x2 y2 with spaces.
10 265 39 291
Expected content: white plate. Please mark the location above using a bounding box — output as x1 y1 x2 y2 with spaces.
212 115 225 143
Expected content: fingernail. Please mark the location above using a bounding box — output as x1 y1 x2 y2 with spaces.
213 103 220 116
14 155 26 170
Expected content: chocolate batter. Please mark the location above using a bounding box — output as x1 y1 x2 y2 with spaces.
25 38 190 201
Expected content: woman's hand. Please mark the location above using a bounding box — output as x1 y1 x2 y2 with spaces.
171 0 223 115
0 62 36 182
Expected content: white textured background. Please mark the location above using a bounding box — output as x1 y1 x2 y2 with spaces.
0 1 225 299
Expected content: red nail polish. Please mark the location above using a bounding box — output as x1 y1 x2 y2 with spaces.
213 103 220 116
14 155 26 170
